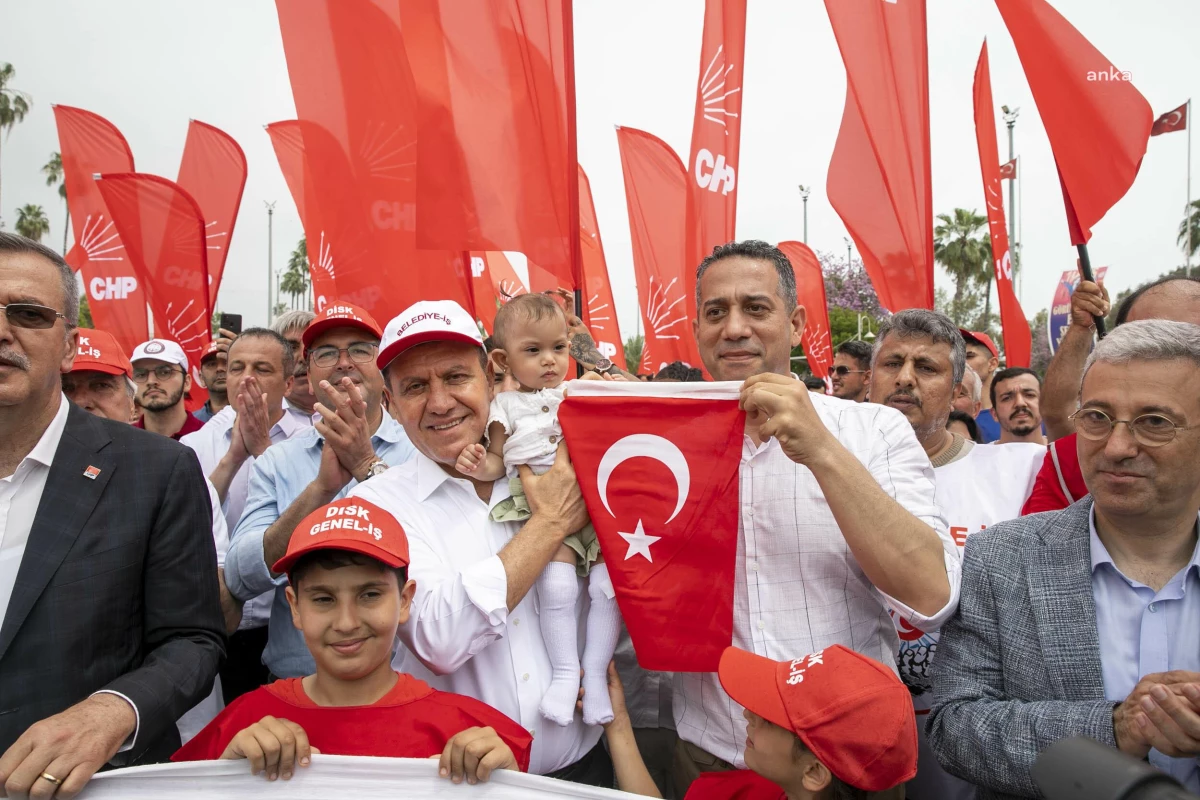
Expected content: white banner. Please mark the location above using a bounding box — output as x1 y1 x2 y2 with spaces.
80 755 645 799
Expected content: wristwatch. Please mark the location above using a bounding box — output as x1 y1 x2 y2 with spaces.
593 358 619 376
361 459 389 481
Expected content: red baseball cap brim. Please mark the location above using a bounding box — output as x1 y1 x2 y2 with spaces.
272 537 408 576
717 647 793 732
376 330 484 371
302 316 383 350
959 329 998 358
71 361 128 377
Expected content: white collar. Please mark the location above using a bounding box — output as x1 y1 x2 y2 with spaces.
24 393 70 470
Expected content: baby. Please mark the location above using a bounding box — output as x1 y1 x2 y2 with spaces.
456 293 619 727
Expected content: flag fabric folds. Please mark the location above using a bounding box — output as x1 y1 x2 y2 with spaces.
1151 102 1188 136
776 241 833 383
52 105 149 353
176 120 247 307
578 166 626 370
974 42 1031 368
994 0 1153 245
94 172 212 411
558 380 745 671
398 0 578 290
616 126 703 374
824 0 934 313
685 0 747 314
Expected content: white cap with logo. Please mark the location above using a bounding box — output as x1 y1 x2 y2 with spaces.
376 300 483 370
131 339 189 371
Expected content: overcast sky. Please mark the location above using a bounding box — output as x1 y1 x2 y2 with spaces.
1 0 1196 340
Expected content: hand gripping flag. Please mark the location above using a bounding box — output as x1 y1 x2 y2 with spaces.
558 380 745 671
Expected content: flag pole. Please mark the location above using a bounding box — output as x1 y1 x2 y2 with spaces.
1077 244 1106 338
562 0 585 375
1187 98 1193 279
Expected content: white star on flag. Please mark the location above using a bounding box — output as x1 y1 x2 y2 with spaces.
618 519 661 562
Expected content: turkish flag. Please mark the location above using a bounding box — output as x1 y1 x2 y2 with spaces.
94 173 212 412
776 242 832 383
578 165 626 371
559 380 745 670
994 0 1152 245
52 105 149 353
825 0 934 313
176 120 247 307
1151 103 1188 136
616 126 704 374
685 0 747 316
998 158 1018 180
974 42 1031 368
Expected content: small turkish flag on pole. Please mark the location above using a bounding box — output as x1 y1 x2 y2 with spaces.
1151 103 1188 136
998 158 1018 180
559 380 745 671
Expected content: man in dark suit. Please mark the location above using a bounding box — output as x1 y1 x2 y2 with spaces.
929 319 1200 799
0 232 225 798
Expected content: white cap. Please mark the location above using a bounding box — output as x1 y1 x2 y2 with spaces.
377 300 483 370
131 339 189 371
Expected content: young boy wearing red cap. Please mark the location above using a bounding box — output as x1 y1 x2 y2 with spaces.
174 497 532 785
605 645 917 800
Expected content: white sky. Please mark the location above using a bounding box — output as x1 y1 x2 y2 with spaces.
1 0 1196 340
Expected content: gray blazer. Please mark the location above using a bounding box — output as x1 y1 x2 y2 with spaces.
928 497 1116 800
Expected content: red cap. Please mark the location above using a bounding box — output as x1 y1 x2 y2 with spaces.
72 329 133 377
959 329 998 358
199 340 223 364
717 645 916 792
302 303 384 350
272 497 410 575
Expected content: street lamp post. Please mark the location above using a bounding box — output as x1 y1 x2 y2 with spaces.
265 201 276 324
1001 105 1019 288
798 185 811 244
844 236 853 268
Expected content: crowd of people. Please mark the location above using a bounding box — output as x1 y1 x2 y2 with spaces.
2 229 1199 800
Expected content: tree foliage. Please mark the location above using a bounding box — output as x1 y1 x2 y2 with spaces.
77 293 93 328
280 237 311 310
15 204 49 241
1179 199 1200 259
623 334 644 373
933 208 991 320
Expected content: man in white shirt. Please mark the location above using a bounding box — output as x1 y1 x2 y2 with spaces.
674 240 961 798
182 327 306 704
350 300 607 784
868 308 1043 799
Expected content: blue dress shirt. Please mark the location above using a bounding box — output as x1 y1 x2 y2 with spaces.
223 413 416 678
1092 510 1200 791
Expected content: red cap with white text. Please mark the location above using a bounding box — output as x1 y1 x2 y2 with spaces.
302 302 383 350
272 497 410 575
376 300 483 370
71 328 133 377
717 645 916 792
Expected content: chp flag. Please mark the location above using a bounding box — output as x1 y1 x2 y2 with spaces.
558 380 745 671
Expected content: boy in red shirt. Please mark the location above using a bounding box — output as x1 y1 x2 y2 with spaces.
174 497 531 784
605 645 917 799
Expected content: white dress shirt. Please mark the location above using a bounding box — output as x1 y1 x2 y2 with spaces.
351 452 602 775
673 391 962 766
181 404 307 628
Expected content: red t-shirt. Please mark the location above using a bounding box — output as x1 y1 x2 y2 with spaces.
1021 434 1089 515
683 770 786 800
134 411 205 441
172 673 532 771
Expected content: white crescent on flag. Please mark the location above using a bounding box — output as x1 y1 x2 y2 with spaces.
596 433 690 523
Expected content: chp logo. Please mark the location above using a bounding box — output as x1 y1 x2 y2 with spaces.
693 43 741 196
89 275 138 301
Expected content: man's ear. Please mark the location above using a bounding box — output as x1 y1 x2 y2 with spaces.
60 328 79 374
396 579 417 627
285 584 302 631
790 305 807 349
183 370 193 394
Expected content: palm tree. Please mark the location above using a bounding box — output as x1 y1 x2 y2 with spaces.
934 209 991 308
624 334 644 374
280 237 310 309
42 151 68 254
1178 199 1200 260
15 204 50 242
0 63 33 230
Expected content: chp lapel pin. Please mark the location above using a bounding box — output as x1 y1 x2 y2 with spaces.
83 465 102 480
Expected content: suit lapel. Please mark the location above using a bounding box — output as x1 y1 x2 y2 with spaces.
0 406 114 662
1026 498 1107 700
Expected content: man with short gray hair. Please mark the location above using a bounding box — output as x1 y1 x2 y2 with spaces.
272 309 317 425
952 367 982 419
930 320 1200 797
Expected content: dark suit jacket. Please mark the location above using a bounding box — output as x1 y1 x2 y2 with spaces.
928 498 1115 799
0 403 226 764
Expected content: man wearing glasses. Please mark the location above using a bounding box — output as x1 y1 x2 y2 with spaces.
929 319 1200 797
829 339 872 402
130 339 205 440
223 303 415 680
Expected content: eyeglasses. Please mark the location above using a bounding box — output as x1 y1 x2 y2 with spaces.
1070 407 1196 448
832 366 867 377
132 365 185 383
308 342 378 368
2 302 67 329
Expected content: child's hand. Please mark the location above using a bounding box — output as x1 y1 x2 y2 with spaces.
437 727 519 784
456 443 486 475
219 715 319 781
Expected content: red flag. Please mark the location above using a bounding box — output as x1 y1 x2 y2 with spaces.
558 380 745 670
684 0 747 313
825 0 934 313
974 42 1031 368
467 253 499 335
998 158 1018 180
176 120 247 307
94 173 212 411
578 166 626 371
399 0 578 290
485 252 529 305
616 126 704 374
1151 102 1188 136
776 242 832 382
275 0 474 321
994 0 1153 245
52 105 149 353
